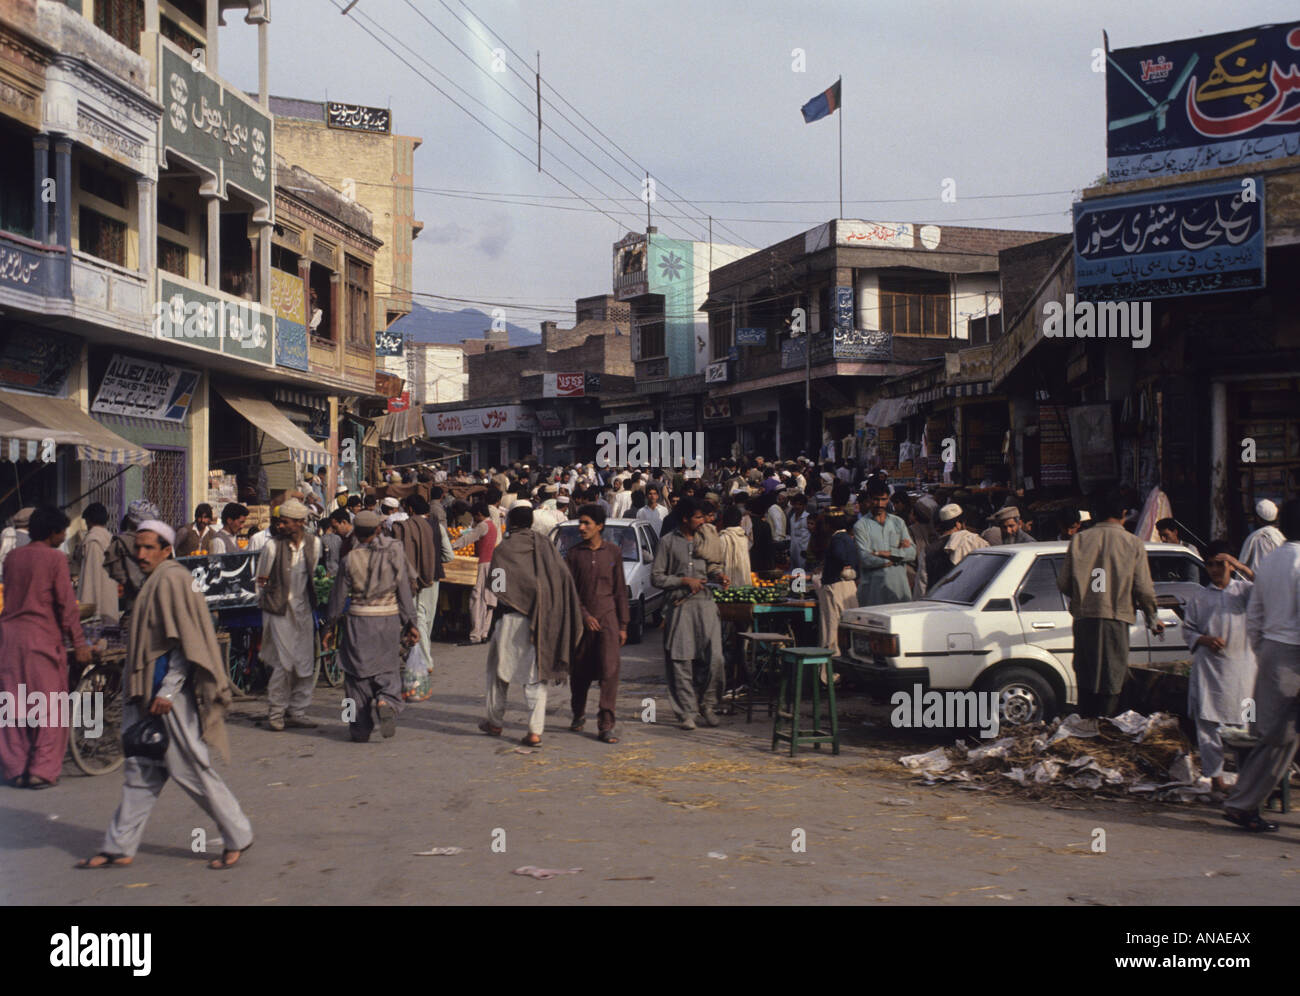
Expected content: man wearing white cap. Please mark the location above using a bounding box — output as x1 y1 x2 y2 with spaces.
1240 499 1285 571
256 499 321 731
381 495 407 533
923 503 988 593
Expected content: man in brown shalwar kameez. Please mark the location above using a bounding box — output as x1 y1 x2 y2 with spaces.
77 521 252 870
565 504 629 743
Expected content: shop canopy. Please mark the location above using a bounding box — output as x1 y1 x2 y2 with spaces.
375 407 425 445
0 389 152 465
215 384 332 467
863 396 921 427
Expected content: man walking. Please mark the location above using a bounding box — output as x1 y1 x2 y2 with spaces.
256 499 320 732
854 481 914 607
1224 501 1300 832
651 497 729 730
1057 489 1163 719
479 505 584 746
1240 499 1285 571
77 520 252 869
322 511 419 742
0 508 91 788
393 494 443 668
565 504 629 743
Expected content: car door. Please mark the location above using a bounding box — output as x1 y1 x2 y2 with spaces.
1016 554 1074 661
1146 549 1208 666
1052 554 1151 667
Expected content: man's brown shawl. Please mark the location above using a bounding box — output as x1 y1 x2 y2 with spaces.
489 528 583 680
126 558 233 762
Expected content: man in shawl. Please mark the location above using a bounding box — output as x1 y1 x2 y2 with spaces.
478 505 584 747
393 494 443 669
256 498 320 732
565 504 629 743
1182 542 1257 793
77 520 253 869
1240 499 1285 571
322 511 418 742
923 504 989 593
651 497 730 730
77 502 119 624
853 481 914 607
0 507 91 788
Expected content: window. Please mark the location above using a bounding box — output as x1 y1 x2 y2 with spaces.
927 551 1008 605
158 200 187 235
345 256 371 348
637 320 665 359
0 124 34 238
79 207 126 266
1147 554 1208 585
308 263 332 342
160 15 203 61
94 0 144 52
78 163 126 208
710 310 732 360
1016 556 1066 611
158 237 187 277
879 275 951 337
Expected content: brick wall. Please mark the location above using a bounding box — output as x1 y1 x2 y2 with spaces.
466 319 632 399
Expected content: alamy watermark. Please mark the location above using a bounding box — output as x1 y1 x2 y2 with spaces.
0 687 104 738
1043 294 1151 350
152 294 269 350
890 684 1000 739
595 423 704 478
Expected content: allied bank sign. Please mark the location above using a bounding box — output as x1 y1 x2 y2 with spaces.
1073 177 1265 301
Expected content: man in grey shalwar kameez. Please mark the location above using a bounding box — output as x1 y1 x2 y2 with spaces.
1182 543 1257 792
853 482 915 607
78 522 253 870
651 497 729 730
256 498 320 731
323 511 418 742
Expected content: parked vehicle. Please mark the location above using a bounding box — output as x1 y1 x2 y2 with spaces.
552 518 665 643
835 541 1207 725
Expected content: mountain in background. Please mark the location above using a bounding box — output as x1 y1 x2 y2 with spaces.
388 303 541 347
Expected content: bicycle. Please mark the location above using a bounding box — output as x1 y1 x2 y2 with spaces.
314 615 344 687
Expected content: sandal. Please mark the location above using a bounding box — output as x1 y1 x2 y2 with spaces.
598 731 620 744
26 775 56 789
1223 808 1279 833
478 720 503 736
521 733 542 747
208 840 253 870
569 716 586 733
75 852 133 870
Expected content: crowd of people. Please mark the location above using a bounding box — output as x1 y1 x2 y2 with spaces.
0 453 1296 868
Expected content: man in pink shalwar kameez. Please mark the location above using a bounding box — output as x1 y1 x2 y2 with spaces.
0 506 91 788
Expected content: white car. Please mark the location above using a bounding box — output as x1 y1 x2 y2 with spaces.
836 541 1207 725
551 518 666 643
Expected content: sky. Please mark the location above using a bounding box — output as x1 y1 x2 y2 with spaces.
221 0 1299 333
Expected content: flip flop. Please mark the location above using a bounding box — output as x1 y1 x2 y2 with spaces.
75 852 133 870
521 733 542 747
26 775 56 789
598 731 620 744
569 717 586 733
208 840 254 870
478 720 503 736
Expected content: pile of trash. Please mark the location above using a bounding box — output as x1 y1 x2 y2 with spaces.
899 711 1212 802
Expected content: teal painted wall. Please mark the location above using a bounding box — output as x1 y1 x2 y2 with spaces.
647 235 695 378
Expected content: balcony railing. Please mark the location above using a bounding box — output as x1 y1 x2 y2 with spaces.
71 251 149 333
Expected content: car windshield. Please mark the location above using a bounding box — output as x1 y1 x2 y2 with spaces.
926 550 1009 604
554 523 640 561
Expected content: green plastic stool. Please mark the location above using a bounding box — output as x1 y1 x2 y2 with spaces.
771 647 839 756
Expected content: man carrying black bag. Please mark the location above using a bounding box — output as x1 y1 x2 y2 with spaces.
76 521 253 871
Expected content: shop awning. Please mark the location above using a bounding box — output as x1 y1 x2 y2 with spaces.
0 389 152 465
863 396 920 427
215 384 332 466
375 407 425 445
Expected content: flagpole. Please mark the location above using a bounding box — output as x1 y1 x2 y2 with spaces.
838 75 843 219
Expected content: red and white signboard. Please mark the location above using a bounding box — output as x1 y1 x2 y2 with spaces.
542 372 585 398
387 391 410 413
425 404 538 436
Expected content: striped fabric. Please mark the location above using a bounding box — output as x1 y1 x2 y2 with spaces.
0 390 153 467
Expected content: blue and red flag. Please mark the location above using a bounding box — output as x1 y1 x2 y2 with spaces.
801 79 841 124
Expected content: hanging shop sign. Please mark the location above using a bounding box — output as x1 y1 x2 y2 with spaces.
0 324 77 396
705 360 729 384
1105 20 1300 182
91 354 199 423
376 327 403 357
426 404 537 436
1073 175 1265 301
178 551 258 608
703 398 732 420
387 391 410 413
735 327 767 345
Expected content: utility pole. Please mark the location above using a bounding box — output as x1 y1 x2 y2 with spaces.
536 52 542 172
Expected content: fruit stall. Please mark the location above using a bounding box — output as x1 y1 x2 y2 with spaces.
712 573 816 626
435 525 480 639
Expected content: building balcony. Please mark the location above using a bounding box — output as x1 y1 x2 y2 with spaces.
71 251 150 335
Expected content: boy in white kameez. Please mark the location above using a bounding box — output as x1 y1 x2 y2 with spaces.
1183 541 1257 793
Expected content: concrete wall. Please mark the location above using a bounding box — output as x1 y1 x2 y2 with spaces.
467 319 632 398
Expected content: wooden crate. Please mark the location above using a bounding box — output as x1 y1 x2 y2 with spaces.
442 557 480 587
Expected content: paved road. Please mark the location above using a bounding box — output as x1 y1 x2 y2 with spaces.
2 633 1295 905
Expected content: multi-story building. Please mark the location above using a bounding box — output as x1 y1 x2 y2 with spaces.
694 218 1056 464
405 341 466 407
0 0 381 526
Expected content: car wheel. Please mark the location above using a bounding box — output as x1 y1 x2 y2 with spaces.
627 597 645 644
979 666 1058 726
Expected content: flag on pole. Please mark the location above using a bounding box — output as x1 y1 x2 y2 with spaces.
801 80 841 123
